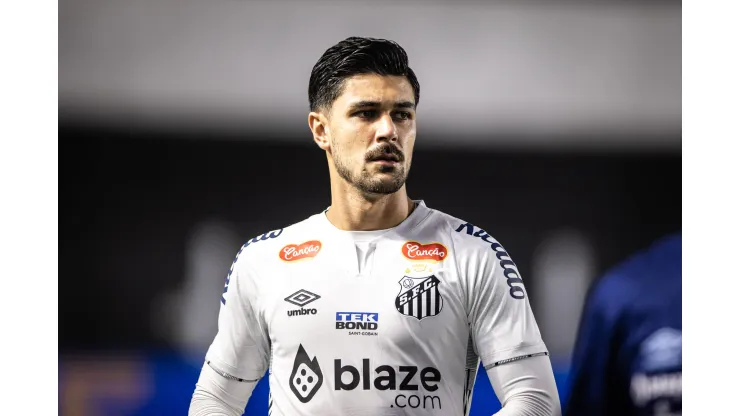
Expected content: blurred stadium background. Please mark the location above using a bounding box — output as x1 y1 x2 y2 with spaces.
59 0 680 414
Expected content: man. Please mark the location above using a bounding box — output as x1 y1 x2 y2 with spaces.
189 37 560 416
565 233 682 416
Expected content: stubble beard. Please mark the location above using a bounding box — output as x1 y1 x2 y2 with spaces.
332 143 408 196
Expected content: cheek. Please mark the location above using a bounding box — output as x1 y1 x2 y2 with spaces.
404 135 416 166
406 133 416 147
400 121 416 142
332 134 365 165
347 131 371 157
403 131 416 152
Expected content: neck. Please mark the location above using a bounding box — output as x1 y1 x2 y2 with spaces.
326 176 415 231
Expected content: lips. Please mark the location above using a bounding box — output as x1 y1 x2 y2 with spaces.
369 153 402 163
372 155 399 162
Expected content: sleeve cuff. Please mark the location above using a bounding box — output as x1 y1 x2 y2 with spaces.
480 342 549 369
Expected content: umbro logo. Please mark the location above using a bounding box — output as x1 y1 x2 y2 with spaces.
285 289 321 317
285 289 321 307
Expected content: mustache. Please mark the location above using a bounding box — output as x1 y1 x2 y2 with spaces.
365 144 405 162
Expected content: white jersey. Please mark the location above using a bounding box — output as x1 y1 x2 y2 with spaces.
205 201 548 416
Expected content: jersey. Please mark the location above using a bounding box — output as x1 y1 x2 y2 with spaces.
205 201 548 416
565 233 682 416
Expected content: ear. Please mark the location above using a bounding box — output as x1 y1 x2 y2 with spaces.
308 111 331 151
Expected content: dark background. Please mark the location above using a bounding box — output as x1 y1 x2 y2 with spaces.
60 126 680 351
58 0 680 414
59 123 679 415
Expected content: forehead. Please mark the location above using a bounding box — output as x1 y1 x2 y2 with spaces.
333 74 415 109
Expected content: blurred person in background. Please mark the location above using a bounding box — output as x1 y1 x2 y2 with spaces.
188 36 560 415
565 233 682 415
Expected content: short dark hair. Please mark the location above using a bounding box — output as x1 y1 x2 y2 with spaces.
308 37 420 112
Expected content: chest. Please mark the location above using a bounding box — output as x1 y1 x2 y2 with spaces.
260 239 468 357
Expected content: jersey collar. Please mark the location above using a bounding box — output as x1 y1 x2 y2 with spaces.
316 200 431 241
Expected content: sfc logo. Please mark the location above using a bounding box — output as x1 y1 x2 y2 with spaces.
289 344 323 403
395 275 443 320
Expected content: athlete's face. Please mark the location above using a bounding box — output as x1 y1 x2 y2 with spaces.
310 74 417 195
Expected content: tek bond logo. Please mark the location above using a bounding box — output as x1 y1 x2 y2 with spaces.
335 312 379 336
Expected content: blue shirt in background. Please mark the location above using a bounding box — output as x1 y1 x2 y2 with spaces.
565 233 682 416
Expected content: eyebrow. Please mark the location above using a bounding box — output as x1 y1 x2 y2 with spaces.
347 100 416 111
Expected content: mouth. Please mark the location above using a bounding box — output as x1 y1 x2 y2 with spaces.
370 158 401 168
368 151 402 164
366 145 404 169
370 155 400 165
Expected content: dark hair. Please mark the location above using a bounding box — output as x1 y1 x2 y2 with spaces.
308 37 420 112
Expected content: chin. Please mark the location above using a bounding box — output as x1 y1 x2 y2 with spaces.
363 177 406 195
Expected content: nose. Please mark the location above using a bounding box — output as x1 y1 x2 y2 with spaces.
374 113 398 143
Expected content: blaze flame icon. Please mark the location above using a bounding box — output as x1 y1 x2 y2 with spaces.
289 344 323 403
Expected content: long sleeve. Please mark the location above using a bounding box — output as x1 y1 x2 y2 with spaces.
189 362 257 416
487 354 561 416
189 243 271 415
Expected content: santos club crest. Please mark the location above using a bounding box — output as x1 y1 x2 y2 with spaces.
395 275 443 320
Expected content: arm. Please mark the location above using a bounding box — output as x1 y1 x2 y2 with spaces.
456 224 560 415
188 246 271 415
189 362 257 416
487 354 561 416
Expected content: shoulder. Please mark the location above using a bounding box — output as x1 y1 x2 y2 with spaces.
232 214 324 274
419 206 511 268
423 207 506 255
588 233 682 313
424 207 528 299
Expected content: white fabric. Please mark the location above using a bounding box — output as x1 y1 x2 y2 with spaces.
487 355 561 416
195 200 551 415
347 228 389 276
189 363 256 416
188 354 561 416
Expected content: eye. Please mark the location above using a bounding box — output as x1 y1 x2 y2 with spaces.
355 110 378 119
393 111 412 121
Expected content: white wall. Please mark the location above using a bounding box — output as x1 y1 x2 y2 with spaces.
60 0 681 150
